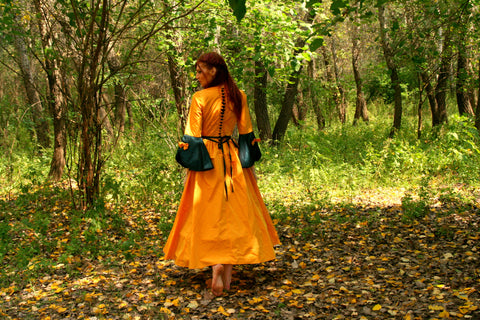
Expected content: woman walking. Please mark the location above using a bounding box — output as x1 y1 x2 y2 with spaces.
163 52 280 296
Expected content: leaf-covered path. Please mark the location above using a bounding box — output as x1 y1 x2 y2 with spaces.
1 192 479 319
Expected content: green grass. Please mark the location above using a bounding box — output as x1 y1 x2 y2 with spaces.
257 114 479 212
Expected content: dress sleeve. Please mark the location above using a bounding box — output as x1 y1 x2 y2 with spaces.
236 91 261 168
175 93 213 171
184 93 203 137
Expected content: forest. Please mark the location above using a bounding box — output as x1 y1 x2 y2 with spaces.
0 0 479 318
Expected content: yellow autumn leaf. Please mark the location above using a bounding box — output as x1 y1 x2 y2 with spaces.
255 304 269 312
56 307 67 313
429 305 444 311
372 304 382 311
248 297 263 304
439 310 450 318
311 274 321 281
458 305 472 314
171 298 180 307
217 306 229 316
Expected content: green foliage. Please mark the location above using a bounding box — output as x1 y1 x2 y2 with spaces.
401 181 430 222
258 113 480 214
102 129 184 209
0 151 50 196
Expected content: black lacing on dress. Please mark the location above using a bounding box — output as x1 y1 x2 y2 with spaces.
202 87 235 199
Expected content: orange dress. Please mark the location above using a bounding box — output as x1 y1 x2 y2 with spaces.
163 86 280 269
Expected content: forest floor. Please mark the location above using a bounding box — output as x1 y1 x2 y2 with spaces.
0 188 479 319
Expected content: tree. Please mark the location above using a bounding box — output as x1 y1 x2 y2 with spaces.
254 60 272 140
271 8 316 142
0 1 51 152
307 60 326 130
12 13 50 150
350 1 369 125
454 1 475 117
32 0 206 207
33 0 68 181
378 3 403 136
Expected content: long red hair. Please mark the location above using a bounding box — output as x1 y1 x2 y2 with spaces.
196 52 243 119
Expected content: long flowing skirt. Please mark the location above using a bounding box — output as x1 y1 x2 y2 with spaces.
163 150 280 269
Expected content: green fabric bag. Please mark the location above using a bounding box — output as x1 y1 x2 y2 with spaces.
175 135 214 171
238 132 261 168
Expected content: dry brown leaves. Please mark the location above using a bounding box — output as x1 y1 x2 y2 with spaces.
0 197 479 319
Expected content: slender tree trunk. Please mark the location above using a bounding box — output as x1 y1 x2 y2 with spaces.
114 85 127 133
76 0 109 207
417 72 427 139
271 9 315 143
378 5 402 136
272 65 303 143
351 7 368 126
331 39 347 124
33 0 67 180
13 21 50 150
307 60 325 130
320 46 337 120
253 60 271 140
292 85 308 127
434 29 452 126
475 57 480 131
456 32 474 116
107 52 127 135
417 95 425 140
420 72 440 126
98 103 114 138
167 54 187 135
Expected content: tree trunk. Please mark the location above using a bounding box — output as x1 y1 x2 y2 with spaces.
13 20 50 150
434 30 452 126
320 46 337 120
98 103 114 138
33 0 67 180
456 32 474 116
378 5 402 136
420 72 440 126
475 57 480 131
292 86 308 127
271 9 314 143
331 38 347 124
272 65 302 143
350 7 369 126
107 52 127 135
76 0 110 207
307 60 325 130
167 54 187 135
417 93 424 139
253 60 272 140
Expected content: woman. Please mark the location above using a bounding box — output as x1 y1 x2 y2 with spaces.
163 52 280 296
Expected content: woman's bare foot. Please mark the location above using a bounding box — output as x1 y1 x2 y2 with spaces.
223 264 233 290
211 264 224 296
